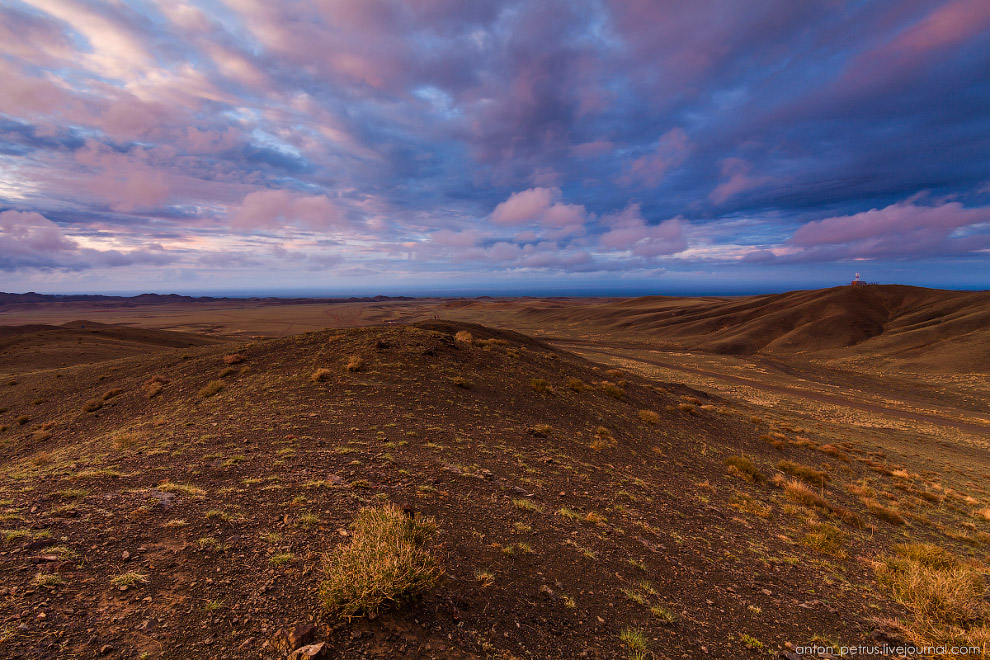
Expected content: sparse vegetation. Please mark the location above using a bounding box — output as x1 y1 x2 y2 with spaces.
319 503 442 619
777 459 829 487
82 398 103 413
311 368 333 382
530 378 551 393
725 455 766 483
346 355 365 372
198 380 224 398
637 409 660 425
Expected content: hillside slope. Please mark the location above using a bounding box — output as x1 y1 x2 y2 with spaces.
0 321 225 373
513 286 990 371
0 322 987 658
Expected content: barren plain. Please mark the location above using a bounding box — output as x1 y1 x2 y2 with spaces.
0 285 988 659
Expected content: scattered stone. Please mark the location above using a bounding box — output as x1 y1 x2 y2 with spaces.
288 642 327 659
122 551 130 560
267 623 316 653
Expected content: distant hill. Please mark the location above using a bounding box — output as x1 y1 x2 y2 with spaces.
0 291 415 308
515 285 990 371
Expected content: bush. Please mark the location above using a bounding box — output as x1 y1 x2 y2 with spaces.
223 353 245 365
320 504 442 619
102 388 123 401
82 399 103 413
346 355 365 372
454 330 473 343
16 415 30 426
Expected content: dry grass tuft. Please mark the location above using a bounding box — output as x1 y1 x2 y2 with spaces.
346 355 365 372
637 410 660 425
319 504 442 619
803 523 846 558
101 388 123 401
566 377 588 392
454 330 473 343
863 498 906 525
530 378 551 394
143 376 168 399
875 543 989 653
724 455 765 483
676 402 696 414
311 368 333 383
198 380 224 398
223 353 245 365
777 460 829 487
599 381 624 399
82 398 103 413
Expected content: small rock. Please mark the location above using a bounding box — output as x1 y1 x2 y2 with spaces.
289 642 327 659
122 551 130 561
539 584 554 598
780 653 802 660
760 588 772 596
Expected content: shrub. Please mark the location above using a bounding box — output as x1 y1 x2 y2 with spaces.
319 504 442 619
346 355 365 372
676 402 696 413
777 460 829 487
16 415 30 426
223 353 245 365
638 410 660 425
82 399 103 413
451 376 472 389
454 330 473 343
725 455 765 483
311 368 333 383
198 380 224 398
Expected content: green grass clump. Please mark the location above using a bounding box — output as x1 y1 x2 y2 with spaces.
319 503 442 619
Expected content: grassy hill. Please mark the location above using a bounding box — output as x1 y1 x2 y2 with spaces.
0 321 988 659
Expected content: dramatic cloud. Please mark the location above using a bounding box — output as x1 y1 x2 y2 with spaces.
0 0 987 291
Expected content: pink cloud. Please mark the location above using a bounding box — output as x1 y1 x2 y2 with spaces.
709 158 771 204
0 210 172 270
599 204 688 258
489 187 587 238
229 189 348 232
790 198 990 252
620 128 691 187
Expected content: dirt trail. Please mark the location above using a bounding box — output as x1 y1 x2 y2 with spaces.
552 340 990 436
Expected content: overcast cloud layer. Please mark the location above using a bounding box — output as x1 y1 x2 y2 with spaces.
1 0 989 294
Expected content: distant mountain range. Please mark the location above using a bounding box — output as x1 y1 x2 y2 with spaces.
0 292 414 306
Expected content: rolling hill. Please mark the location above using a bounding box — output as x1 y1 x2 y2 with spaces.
511 285 990 372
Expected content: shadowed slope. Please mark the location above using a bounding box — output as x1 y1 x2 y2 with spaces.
0 321 225 373
514 285 990 371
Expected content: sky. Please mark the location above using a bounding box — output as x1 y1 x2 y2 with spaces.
1 0 989 296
